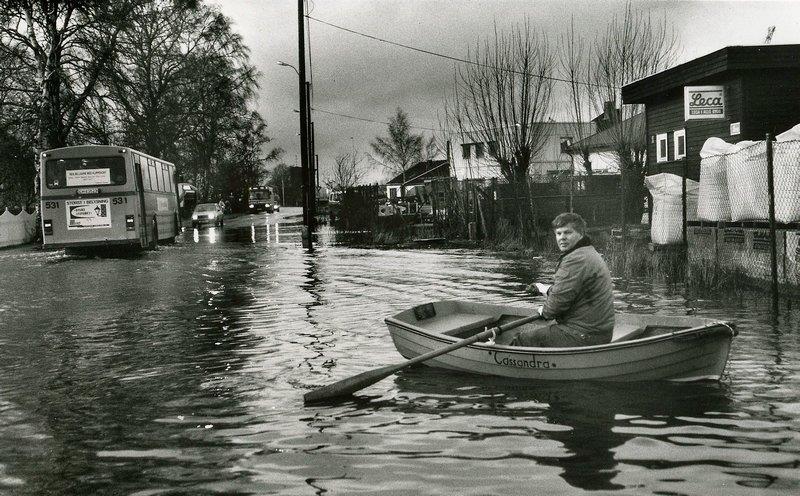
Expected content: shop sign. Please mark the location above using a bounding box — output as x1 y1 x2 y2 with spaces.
684 86 725 120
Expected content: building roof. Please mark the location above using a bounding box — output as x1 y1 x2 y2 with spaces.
567 113 645 153
386 159 450 186
622 44 800 103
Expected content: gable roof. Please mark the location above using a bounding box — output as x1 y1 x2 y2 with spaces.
387 159 450 186
567 113 645 153
623 44 800 103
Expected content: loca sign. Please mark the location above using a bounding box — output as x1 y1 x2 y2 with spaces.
684 85 725 120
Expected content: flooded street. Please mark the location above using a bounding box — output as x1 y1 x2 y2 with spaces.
0 207 798 495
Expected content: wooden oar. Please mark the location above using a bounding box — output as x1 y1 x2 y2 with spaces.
303 313 541 404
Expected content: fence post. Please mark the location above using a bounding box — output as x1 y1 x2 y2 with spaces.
682 157 688 245
620 165 627 237
766 134 779 311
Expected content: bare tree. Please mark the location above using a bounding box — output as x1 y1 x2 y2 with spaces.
447 20 555 238
449 20 554 183
325 150 365 192
370 107 424 199
559 16 594 175
563 2 679 222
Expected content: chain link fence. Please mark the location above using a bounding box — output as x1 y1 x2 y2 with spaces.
680 134 800 294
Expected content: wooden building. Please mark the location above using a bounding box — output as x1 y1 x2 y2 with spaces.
622 44 800 179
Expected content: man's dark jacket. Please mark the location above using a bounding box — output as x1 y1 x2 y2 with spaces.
541 237 615 342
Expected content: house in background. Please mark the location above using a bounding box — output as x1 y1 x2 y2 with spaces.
450 121 595 181
566 112 646 176
385 159 450 200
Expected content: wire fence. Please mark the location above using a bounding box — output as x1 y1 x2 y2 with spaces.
656 134 800 296
332 174 627 246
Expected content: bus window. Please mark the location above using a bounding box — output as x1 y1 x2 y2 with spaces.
45 156 126 189
148 160 158 191
139 161 149 191
161 163 168 192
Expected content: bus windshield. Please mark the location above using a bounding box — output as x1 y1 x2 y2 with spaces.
251 189 272 200
45 156 127 189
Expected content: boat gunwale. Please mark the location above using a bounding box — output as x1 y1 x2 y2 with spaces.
384 316 736 356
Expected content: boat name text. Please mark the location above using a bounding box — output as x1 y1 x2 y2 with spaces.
493 352 555 369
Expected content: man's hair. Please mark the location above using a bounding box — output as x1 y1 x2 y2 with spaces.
551 212 586 234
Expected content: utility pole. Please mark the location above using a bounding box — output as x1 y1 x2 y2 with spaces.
297 0 312 249
308 102 316 227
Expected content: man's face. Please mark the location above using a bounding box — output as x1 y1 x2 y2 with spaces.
554 224 582 252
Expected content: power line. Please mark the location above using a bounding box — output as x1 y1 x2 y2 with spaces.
306 14 596 87
311 107 438 132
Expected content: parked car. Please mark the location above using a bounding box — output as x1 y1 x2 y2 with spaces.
191 202 224 228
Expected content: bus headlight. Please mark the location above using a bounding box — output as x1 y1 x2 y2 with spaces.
43 219 53 235
192 214 198 220
249 204 254 209
125 215 135 231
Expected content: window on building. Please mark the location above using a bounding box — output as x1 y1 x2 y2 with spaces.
674 129 686 159
560 136 573 153
475 142 484 159
461 143 471 159
656 133 668 163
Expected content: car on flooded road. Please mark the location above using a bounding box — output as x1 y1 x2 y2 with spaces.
191 202 224 228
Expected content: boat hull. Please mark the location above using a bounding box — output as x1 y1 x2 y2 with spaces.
385 301 736 382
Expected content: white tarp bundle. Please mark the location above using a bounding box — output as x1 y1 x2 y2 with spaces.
645 173 699 245
697 137 733 221
696 124 800 224
726 140 766 222
773 125 800 223
721 125 800 223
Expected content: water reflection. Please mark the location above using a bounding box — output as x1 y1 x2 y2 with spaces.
380 369 733 491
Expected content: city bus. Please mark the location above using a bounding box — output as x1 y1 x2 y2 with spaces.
247 186 280 213
40 145 181 251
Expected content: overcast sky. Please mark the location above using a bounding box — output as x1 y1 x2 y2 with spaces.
211 0 800 183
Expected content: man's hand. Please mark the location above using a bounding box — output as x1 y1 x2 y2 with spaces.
526 282 552 295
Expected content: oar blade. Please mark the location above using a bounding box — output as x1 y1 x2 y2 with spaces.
304 363 401 404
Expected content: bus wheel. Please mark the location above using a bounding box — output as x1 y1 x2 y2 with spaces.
149 218 159 250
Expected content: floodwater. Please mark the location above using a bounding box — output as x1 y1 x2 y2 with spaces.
0 207 798 495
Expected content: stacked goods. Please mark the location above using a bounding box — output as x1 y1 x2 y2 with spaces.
773 125 800 223
697 137 733 221
645 173 699 245
725 140 765 222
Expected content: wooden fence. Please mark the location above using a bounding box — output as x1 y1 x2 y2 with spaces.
332 175 624 244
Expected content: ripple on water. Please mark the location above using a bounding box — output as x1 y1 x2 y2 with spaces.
0 236 799 495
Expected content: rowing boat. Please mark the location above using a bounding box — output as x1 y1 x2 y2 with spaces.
385 300 737 382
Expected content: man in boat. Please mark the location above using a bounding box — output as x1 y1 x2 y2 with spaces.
509 212 614 347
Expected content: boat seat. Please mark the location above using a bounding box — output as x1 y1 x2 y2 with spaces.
611 324 648 342
423 313 497 336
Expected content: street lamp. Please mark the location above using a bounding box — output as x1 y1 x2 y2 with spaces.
277 60 299 75
277 57 315 248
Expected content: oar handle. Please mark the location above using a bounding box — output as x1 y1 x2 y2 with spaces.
303 311 541 404
401 313 541 368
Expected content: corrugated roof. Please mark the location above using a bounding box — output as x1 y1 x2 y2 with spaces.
387 159 450 185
